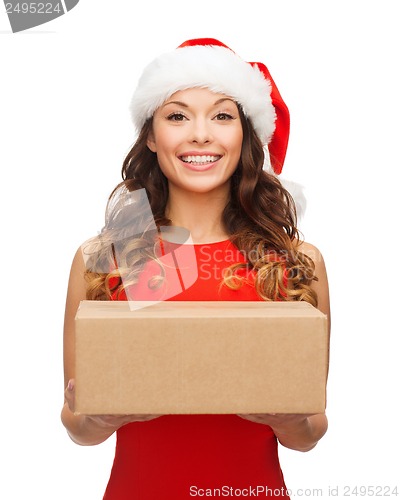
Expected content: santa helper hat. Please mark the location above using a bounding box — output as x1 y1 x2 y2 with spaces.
130 38 305 215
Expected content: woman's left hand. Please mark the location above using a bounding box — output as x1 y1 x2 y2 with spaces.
237 412 313 428
237 412 328 452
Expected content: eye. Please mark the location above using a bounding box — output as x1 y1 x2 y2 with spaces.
167 112 187 122
214 112 234 121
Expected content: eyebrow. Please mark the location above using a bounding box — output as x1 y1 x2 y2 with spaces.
162 97 235 108
163 100 189 108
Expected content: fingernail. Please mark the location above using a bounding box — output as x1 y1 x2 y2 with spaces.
67 380 74 391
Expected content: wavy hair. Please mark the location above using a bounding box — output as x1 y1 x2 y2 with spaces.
84 107 318 306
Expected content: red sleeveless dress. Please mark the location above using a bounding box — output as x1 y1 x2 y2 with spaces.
103 240 290 499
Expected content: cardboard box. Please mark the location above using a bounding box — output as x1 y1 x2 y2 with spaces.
75 300 328 415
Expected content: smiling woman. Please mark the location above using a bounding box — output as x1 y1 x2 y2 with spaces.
146 88 243 197
61 38 330 500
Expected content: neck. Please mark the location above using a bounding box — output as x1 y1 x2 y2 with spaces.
166 186 230 244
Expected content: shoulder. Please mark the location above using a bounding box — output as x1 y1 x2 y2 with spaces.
295 239 328 282
296 240 330 323
65 244 88 306
70 245 87 280
296 240 324 264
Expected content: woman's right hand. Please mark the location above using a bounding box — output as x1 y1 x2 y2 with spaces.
63 379 161 445
61 250 161 446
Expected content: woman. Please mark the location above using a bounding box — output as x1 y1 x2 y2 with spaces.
62 38 330 499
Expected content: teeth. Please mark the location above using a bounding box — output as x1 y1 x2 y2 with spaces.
181 155 220 164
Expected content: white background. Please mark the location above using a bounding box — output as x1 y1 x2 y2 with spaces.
1 1 399 498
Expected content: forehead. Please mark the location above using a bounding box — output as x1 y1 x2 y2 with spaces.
162 87 239 108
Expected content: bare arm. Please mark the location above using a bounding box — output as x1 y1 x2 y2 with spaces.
60 247 159 446
239 242 330 452
60 247 118 445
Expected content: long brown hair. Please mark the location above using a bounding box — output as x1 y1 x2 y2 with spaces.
84 107 317 305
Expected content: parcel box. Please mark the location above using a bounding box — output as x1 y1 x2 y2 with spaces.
75 300 328 415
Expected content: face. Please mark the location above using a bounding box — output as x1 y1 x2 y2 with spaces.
147 87 243 196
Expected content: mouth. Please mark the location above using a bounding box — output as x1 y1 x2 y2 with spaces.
179 154 222 167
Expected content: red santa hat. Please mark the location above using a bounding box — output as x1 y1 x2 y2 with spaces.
129 38 290 175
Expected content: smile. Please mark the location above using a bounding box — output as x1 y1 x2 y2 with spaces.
180 155 221 165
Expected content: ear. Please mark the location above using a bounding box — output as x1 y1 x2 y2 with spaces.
147 130 157 153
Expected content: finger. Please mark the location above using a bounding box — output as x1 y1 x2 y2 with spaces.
236 414 261 423
64 379 75 412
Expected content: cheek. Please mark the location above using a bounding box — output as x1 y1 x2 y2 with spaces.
153 126 182 153
227 129 243 158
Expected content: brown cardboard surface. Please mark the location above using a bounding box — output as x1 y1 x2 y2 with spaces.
75 301 328 415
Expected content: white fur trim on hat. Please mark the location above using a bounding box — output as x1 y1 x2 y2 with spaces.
130 45 276 145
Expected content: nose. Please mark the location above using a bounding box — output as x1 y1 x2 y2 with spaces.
189 118 212 144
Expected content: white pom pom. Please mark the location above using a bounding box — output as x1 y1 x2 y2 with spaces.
263 156 307 219
279 178 307 220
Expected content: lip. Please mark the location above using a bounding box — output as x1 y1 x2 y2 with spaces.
178 151 222 172
179 151 222 157
181 161 219 172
